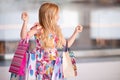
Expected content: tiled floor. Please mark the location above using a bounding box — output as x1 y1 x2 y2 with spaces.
0 56 120 80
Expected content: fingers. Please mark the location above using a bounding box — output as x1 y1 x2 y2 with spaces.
21 11 28 21
38 24 42 29
76 25 83 33
37 24 42 29
22 12 28 17
78 25 83 31
21 12 26 18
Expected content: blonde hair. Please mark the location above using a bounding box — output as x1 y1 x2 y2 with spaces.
38 2 63 49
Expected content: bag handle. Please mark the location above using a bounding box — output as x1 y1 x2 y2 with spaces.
20 34 29 44
65 40 68 52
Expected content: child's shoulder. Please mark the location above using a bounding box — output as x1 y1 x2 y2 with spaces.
30 22 43 33
30 22 42 30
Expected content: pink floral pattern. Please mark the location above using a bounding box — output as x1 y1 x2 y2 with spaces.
32 33 64 80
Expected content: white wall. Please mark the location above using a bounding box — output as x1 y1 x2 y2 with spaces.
90 8 120 39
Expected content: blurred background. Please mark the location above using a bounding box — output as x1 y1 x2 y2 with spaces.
0 0 120 80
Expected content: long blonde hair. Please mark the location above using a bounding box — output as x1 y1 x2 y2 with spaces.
38 2 63 49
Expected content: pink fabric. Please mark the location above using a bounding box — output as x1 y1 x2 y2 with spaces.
9 38 29 75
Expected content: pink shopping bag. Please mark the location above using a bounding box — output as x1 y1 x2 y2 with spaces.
9 38 29 76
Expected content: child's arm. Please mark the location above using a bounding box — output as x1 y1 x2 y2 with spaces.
20 12 28 39
20 12 41 39
67 25 83 47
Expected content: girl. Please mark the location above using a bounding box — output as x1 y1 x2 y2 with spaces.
11 2 83 80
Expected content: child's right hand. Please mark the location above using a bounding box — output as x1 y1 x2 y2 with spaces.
21 12 29 22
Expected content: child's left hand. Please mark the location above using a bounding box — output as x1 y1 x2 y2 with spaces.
75 25 83 33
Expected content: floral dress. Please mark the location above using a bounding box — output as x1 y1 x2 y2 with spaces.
29 33 64 80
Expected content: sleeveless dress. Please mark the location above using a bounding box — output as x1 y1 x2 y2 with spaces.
34 33 64 80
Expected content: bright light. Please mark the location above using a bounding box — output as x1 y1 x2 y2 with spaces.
59 10 79 28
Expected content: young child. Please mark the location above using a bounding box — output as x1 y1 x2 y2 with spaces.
11 2 83 80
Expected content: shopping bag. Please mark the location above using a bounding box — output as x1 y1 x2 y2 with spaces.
63 40 77 78
9 37 29 76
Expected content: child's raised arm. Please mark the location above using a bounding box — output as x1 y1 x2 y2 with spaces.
67 25 83 47
20 12 41 39
20 12 29 39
